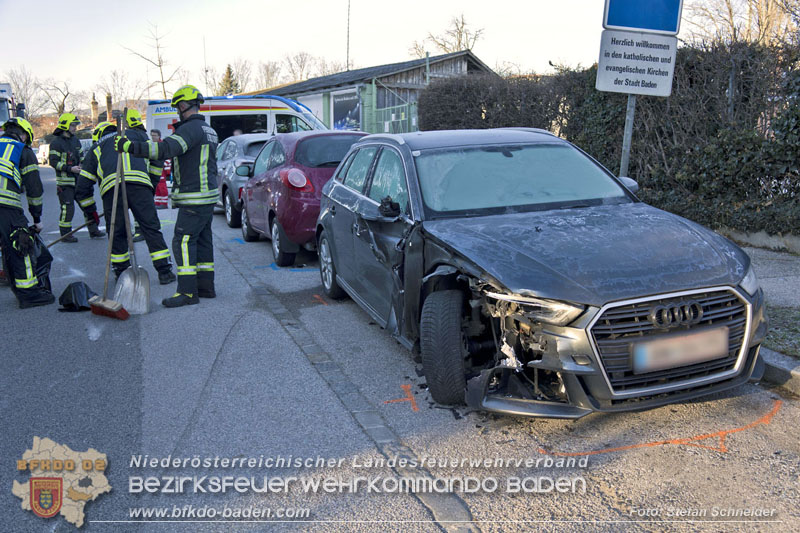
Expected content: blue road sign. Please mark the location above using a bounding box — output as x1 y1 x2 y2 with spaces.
604 0 683 35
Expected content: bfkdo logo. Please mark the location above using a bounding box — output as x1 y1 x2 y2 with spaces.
30 478 63 518
12 437 111 528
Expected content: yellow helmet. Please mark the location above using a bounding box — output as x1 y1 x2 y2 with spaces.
126 109 144 128
57 112 81 131
170 85 204 108
2 117 35 145
92 121 116 142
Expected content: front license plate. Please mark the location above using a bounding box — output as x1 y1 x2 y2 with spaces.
632 327 729 374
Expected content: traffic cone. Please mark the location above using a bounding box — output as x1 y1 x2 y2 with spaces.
154 176 169 209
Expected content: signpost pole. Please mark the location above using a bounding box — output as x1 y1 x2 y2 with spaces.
619 94 636 177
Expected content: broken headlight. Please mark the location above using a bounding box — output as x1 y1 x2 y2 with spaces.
739 264 760 296
485 292 584 326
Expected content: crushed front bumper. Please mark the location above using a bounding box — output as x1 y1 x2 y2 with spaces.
466 286 768 418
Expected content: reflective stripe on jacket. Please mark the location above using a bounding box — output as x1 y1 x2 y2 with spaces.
130 114 218 207
0 135 43 219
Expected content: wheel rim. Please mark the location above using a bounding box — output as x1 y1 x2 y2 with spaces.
225 195 232 222
271 222 280 258
320 238 333 290
241 209 248 236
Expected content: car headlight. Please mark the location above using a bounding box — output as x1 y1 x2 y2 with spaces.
485 292 584 325
739 265 760 296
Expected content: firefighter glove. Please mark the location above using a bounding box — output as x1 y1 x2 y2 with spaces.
115 136 132 153
11 227 34 255
32 222 44 233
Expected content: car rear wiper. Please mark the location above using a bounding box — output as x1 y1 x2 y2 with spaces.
558 203 591 209
313 161 342 167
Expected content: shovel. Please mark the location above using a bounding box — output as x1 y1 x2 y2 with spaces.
112 108 151 314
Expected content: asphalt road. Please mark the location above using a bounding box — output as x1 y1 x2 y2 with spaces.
1 167 798 532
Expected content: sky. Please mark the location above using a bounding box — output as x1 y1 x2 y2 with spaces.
1 0 612 99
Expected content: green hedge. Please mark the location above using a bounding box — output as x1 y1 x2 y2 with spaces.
418 42 800 235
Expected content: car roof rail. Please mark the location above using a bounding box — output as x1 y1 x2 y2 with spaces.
498 127 557 137
361 133 407 145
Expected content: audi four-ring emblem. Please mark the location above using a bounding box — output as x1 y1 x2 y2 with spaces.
648 300 704 329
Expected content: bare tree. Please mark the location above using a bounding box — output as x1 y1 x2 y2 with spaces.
5 66 47 118
255 61 282 90
202 65 219 97
314 58 348 77
283 52 314 82
409 14 484 58
684 0 797 44
40 80 79 115
96 70 149 111
123 23 180 98
232 58 253 92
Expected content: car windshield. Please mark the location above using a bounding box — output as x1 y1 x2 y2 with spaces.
415 143 631 217
295 135 364 167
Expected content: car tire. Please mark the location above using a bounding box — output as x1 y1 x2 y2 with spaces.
241 206 259 242
224 192 242 228
420 290 467 405
270 219 296 267
318 231 346 300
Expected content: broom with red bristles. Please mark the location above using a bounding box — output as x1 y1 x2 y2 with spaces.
88 114 130 320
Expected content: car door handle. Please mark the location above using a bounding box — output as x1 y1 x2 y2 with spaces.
330 204 336 215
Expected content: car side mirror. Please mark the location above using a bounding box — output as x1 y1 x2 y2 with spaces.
619 176 639 193
378 196 401 218
235 164 252 177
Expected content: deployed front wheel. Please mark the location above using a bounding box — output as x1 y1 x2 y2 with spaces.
420 290 467 405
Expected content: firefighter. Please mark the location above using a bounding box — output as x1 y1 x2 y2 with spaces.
0 118 55 308
115 84 217 308
125 110 163 242
49 113 105 241
77 121 176 284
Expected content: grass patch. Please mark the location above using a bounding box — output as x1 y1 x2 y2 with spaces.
764 305 800 359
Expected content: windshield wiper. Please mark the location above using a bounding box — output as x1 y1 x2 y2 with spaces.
558 203 591 209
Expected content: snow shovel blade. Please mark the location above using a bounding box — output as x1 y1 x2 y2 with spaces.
113 266 151 315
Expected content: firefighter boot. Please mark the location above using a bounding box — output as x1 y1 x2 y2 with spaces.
158 269 177 285
18 290 56 309
88 223 106 238
162 293 199 308
198 279 216 299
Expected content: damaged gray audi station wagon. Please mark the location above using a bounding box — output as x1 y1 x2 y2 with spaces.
316 129 767 418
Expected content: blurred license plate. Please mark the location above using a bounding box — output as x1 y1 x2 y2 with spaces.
632 327 729 374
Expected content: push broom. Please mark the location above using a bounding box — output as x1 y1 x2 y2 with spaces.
89 121 130 320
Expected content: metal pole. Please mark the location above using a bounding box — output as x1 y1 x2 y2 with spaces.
619 94 636 177
346 0 351 70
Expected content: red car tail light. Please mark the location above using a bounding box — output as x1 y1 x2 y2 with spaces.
280 169 314 192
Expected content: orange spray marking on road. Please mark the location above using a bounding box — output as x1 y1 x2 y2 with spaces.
538 400 782 457
313 294 328 306
385 384 419 412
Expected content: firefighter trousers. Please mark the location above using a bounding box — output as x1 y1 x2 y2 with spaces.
57 185 77 235
173 204 214 295
103 184 172 275
0 208 52 304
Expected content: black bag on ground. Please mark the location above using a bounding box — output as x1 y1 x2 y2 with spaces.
59 282 97 312
32 232 53 292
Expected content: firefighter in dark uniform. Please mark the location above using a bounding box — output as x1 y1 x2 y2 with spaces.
126 110 163 242
77 121 176 284
116 85 217 308
0 118 55 308
48 113 105 241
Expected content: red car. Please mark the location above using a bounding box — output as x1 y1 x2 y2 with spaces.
240 130 367 265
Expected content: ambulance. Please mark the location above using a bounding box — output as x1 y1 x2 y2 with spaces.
145 94 327 142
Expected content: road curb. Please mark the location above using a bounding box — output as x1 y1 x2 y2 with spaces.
760 347 800 395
